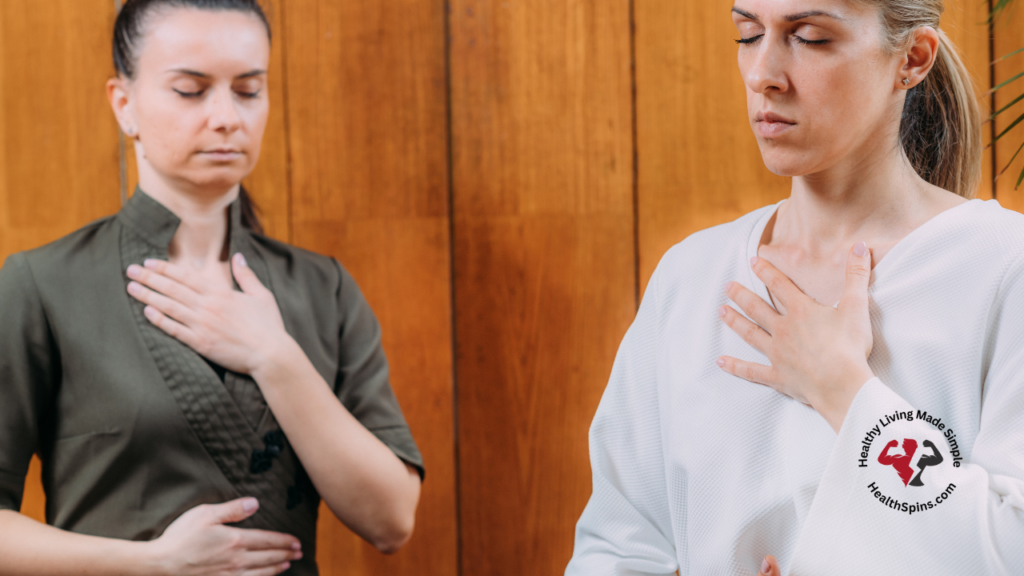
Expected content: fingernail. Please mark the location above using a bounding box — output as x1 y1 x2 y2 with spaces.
854 241 867 257
294 551 303 560
761 557 770 574
126 264 141 277
281 562 291 570
716 357 725 367
718 305 727 317
143 259 158 269
292 541 302 551
750 256 758 267
242 498 259 512
724 281 733 292
235 253 248 267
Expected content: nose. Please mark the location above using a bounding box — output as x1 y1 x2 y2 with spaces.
206 85 243 133
742 34 790 95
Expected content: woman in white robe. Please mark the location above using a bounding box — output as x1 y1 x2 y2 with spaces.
565 1 1024 575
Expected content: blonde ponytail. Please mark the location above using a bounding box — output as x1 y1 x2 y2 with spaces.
863 0 983 198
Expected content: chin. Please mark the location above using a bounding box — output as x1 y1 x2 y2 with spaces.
186 166 251 190
757 146 818 178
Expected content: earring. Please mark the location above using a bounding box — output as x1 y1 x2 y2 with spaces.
902 78 911 86
124 126 137 137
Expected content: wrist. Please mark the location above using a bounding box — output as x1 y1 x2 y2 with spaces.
816 363 875 434
250 334 305 383
121 538 171 576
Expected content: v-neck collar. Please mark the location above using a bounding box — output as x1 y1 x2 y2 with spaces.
745 197 983 311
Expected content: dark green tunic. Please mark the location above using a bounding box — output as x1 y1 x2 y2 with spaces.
0 190 424 575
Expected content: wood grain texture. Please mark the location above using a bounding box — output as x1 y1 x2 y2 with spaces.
0 0 121 522
0 0 121 258
634 0 789 293
448 1 635 574
993 2 1024 207
282 1 457 574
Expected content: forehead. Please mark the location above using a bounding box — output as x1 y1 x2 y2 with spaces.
731 0 874 22
137 7 269 72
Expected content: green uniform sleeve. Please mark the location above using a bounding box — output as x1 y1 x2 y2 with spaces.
0 253 60 511
331 259 424 481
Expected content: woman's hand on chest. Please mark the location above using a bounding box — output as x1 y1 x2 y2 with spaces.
716 242 876 433
126 253 294 376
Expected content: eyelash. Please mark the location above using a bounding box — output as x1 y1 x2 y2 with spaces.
735 34 829 46
172 89 261 99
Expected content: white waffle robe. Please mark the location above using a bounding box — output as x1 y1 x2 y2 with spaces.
566 198 1024 576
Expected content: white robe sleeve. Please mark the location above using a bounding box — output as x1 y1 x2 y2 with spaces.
789 260 1024 576
565 266 679 576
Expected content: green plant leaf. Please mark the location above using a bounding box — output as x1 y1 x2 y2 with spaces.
990 0 1016 23
994 45 1024 65
989 91 1024 121
991 110 1024 146
1016 165 1024 189
987 70 1024 95
998 140 1024 179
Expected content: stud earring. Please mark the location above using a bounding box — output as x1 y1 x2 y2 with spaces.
124 126 137 137
902 78 911 86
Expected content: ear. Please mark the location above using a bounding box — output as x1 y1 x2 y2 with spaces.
898 26 940 90
106 76 138 139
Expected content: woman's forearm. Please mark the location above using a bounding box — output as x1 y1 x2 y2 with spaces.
0 510 156 576
251 338 421 554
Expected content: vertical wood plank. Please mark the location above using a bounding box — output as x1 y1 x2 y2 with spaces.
993 2 1024 207
0 0 122 259
0 0 121 521
635 0 997 293
282 1 457 575
449 1 635 574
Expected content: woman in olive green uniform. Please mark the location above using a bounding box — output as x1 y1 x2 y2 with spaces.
0 1 423 575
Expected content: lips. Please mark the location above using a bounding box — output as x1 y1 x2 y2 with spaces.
755 111 796 138
199 148 244 162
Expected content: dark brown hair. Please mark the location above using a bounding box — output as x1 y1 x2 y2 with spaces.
114 0 270 233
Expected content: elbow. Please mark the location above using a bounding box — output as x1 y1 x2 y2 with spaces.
370 512 415 555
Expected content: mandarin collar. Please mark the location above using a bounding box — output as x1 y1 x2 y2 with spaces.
117 186 246 254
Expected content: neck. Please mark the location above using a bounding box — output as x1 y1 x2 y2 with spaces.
136 153 238 267
772 142 938 256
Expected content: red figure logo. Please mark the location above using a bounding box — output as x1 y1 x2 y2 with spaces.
878 439 918 486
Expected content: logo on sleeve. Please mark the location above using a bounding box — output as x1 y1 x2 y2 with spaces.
856 410 961 515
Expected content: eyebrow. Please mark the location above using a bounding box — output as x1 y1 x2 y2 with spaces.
166 68 267 79
731 7 844 22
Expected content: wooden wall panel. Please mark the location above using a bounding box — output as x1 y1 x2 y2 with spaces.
634 0 789 293
0 0 121 522
282 1 457 575
0 1 121 258
635 0 996 293
993 3 1024 207
449 1 635 574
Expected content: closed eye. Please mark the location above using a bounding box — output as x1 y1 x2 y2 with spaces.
173 88 204 98
794 36 829 45
735 34 763 44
